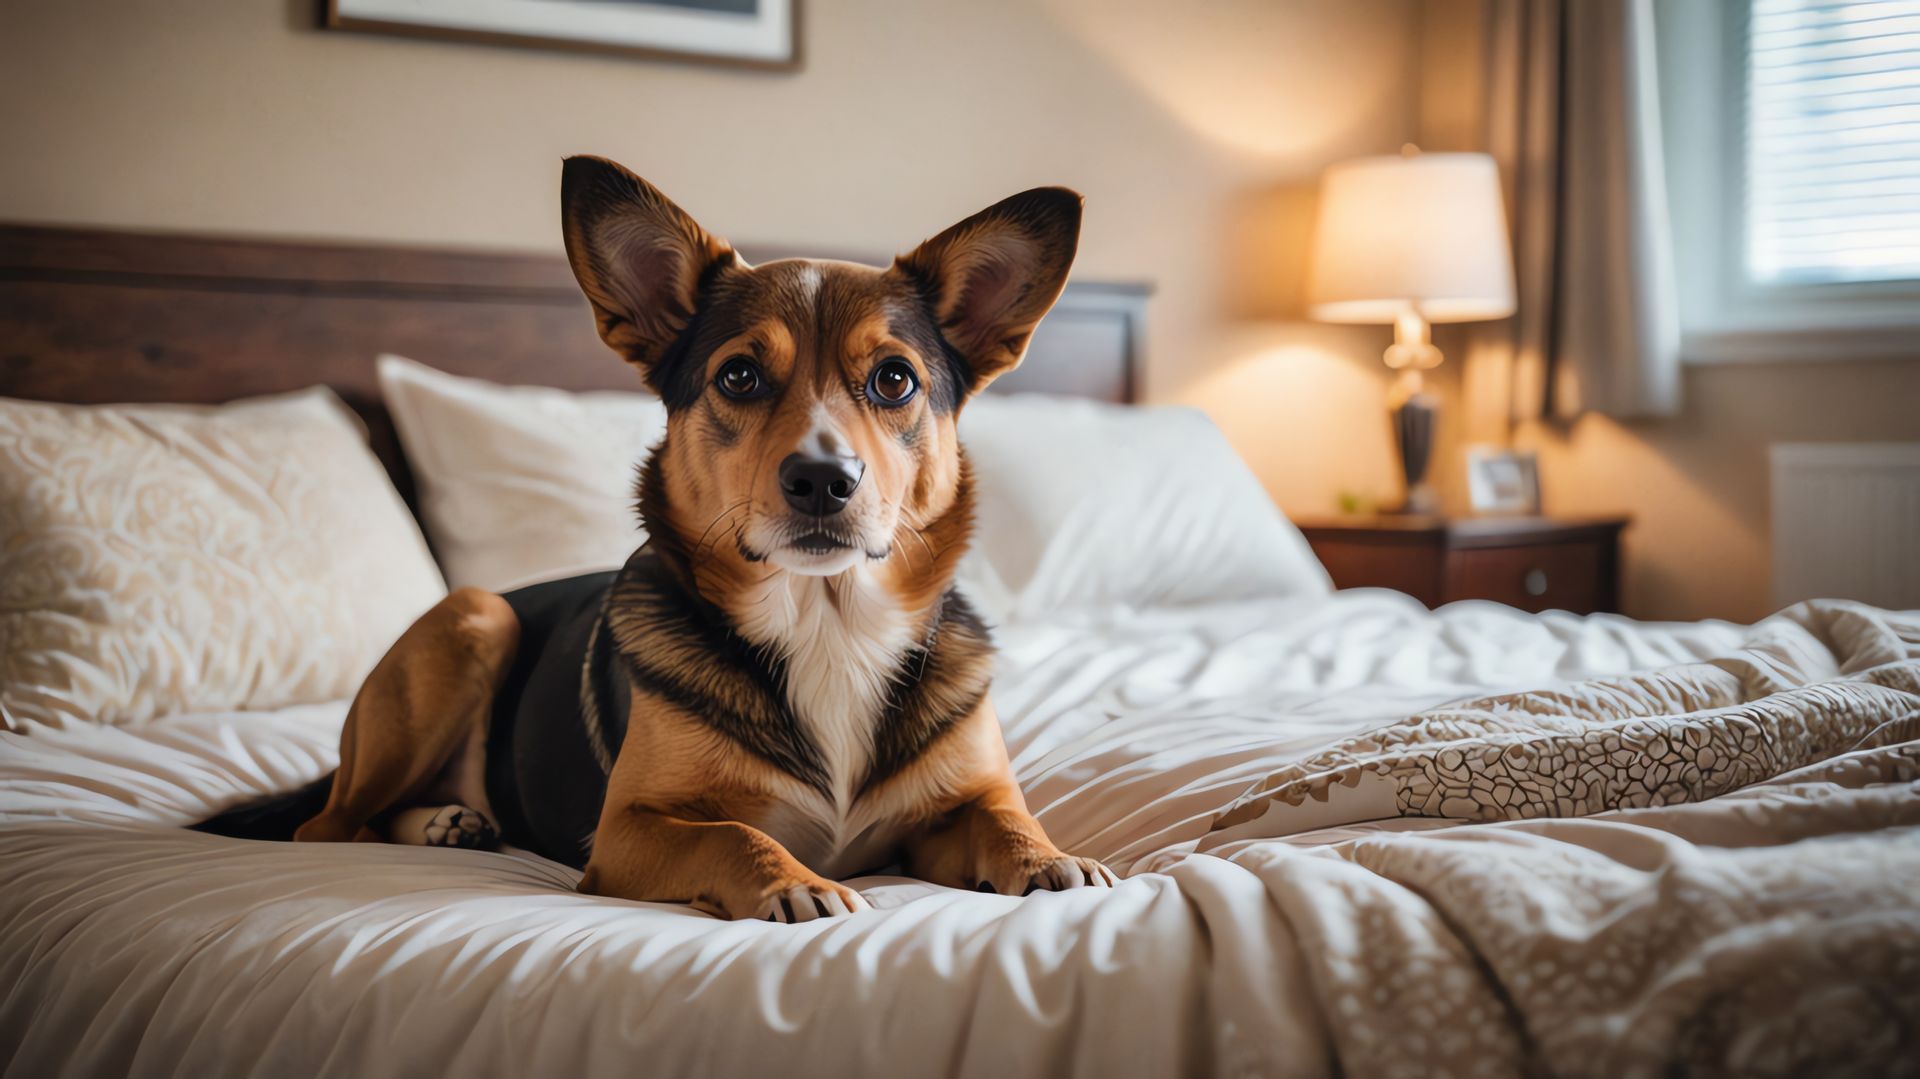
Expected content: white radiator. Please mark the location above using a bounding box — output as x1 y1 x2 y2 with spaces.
1771 443 1920 611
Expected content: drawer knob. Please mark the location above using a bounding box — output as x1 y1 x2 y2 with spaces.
1524 568 1549 597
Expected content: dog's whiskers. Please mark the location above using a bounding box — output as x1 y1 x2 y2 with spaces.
693 499 752 556
905 519 941 569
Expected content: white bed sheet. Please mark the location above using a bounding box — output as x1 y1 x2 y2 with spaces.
15 590 1887 1078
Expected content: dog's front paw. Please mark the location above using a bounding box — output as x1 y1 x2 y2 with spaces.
973 849 1118 896
691 875 871 923
1020 854 1118 894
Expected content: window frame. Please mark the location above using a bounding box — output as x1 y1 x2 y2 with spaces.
1659 0 1920 364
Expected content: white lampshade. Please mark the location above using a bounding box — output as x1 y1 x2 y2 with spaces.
1307 151 1516 324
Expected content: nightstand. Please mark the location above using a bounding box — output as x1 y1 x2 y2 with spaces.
1294 515 1629 614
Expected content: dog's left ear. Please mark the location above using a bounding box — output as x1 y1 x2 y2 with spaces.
894 187 1082 394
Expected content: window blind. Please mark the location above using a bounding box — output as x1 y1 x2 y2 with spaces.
1745 0 1920 284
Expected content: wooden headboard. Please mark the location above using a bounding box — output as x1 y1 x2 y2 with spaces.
0 224 1148 503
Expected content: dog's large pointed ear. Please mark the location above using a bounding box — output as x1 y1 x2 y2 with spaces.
561 155 736 379
894 187 1082 394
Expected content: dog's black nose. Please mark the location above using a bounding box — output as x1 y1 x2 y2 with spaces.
779 453 864 516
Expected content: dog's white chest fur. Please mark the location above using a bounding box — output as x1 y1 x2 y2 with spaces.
733 567 914 816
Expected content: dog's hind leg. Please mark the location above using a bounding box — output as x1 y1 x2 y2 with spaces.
386 804 499 849
293 587 520 846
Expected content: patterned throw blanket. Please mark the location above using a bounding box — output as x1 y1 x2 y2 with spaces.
1202 600 1920 1076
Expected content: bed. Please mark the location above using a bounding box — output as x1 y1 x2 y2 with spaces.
4 225 1919 1078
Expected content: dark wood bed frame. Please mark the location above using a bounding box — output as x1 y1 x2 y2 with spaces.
0 223 1148 504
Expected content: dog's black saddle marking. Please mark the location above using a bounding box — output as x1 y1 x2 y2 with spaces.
484 570 627 868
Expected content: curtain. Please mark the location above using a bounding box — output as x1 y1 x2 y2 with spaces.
1471 0 1681 422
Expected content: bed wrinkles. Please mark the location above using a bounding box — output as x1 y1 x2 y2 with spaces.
3 591 1918 1078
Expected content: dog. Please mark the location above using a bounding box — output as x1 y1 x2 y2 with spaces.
194 155 1114 921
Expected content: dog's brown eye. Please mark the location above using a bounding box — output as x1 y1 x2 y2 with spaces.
715 357 765 400
866 358 918 408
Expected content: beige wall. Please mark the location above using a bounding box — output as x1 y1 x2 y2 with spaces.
17 0 1877 623
1 0 1421 520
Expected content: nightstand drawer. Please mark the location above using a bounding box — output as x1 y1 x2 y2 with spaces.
1296 514 1627 615
1442 540 1605 613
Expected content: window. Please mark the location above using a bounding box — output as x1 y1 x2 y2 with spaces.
1744 0 1920 286
1658 0 1920 361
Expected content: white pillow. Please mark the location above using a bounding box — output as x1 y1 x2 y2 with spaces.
376 361 1326 618
0 388 446 731
377 355 668 592
956 394 1330 618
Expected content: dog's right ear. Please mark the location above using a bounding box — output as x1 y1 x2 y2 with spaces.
561 155 736 379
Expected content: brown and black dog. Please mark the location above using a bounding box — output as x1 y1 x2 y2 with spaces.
197 156 1112 921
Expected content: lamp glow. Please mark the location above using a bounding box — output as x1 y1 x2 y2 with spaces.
1307 148 1516 513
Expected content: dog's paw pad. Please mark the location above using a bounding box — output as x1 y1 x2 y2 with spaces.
420 805 496 849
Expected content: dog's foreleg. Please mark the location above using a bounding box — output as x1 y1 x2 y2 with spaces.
903 697 1117 896
580 805 869 922
906 783 1117 896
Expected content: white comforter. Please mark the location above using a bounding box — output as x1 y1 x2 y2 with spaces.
5 590 1918 1078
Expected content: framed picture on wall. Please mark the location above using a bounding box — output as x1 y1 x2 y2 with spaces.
326 0 800 70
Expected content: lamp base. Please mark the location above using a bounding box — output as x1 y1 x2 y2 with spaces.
1380 312 1442 516
1390 388 1439 515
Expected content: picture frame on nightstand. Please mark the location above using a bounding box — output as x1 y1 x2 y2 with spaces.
1465 446 1541 516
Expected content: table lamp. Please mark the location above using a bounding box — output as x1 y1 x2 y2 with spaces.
1306 147 1516 514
